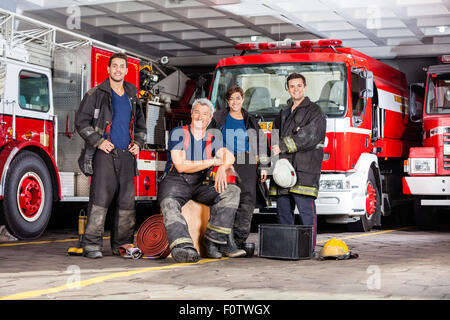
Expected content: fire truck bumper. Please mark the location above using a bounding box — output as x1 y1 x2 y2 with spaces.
315 173 367 224
316 190 352 212
403 176 450 195
315 189 366 224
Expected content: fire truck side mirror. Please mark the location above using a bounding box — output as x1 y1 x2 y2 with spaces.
409 83 424 123
358 70 373 99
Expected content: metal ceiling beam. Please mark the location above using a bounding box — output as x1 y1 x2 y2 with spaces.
386 2 425 40
359 43 450 59
139 0 237 47
443 0 450 11
21 0 450 62
85 4 218 55
22 8 173 58
318 0 387 46
259 2 329 40
195 0 282 41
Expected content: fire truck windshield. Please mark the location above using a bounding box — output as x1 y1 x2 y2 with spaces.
426 72 450 115
210 62 346 120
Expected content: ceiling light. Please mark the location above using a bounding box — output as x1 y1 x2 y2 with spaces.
251 36 257 41
437 26 448 33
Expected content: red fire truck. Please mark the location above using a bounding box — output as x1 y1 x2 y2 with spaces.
403 55 450 228
0 9 171 239
210 39 421 231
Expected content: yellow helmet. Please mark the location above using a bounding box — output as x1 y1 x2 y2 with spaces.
319 238 352 260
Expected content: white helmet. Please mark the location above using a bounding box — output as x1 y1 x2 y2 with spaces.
273 159 297 188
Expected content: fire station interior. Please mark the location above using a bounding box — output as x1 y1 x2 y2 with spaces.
1 0 450 303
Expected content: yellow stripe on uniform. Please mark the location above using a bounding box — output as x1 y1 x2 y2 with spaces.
206 222 231 234
283 136 297 153
289 185 318 197
169 237 194 250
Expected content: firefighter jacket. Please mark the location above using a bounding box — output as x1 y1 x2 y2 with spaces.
75 79 146 176
269 97 326 198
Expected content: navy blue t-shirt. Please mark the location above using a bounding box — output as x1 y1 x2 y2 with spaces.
108 90 131 150
165 126 221 172
222 113 249 155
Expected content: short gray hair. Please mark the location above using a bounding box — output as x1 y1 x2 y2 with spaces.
192 98 215 115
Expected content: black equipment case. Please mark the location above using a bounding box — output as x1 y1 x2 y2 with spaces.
258 224 313 260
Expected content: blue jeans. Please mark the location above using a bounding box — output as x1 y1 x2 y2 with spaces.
276 194 317 250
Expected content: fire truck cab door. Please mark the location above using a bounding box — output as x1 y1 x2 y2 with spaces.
3 61 54 144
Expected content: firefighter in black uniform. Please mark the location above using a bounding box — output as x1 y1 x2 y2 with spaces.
270 73 327 251
75 52 146 259
158 98 246 263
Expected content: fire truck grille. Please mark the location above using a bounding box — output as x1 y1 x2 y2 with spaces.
444 157 450 170
443 132 450 171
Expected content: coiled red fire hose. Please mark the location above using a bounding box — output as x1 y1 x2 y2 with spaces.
136 214 171 259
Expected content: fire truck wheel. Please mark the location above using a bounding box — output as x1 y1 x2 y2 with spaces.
3 151 53 239
348 169 381 232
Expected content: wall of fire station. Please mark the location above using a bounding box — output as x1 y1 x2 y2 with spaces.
381 57 439 84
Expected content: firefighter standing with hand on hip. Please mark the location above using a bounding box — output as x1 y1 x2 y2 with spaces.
270 72 326 251
75 52 146 259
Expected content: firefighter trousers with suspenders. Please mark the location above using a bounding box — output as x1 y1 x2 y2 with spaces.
158 126 241 250
82 120 137 254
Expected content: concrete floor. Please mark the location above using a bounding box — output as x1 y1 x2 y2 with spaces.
1 212 450 304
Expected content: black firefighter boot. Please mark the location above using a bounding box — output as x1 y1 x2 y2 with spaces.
219 232 246 258
202 237 222 259
171 245 200 263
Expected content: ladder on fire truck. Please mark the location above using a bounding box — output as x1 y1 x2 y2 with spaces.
0 9 109 67
0 7 144 169
0 7 164 166
0 8 160 70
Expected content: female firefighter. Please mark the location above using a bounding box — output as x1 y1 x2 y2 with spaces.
211 85 270 252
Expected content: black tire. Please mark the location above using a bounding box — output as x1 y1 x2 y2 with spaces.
348 169 381 232
3 151 53 239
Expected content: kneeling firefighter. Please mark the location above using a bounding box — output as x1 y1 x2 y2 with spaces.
158 98 246 263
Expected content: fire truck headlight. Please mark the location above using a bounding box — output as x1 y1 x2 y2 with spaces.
444 144 450 155
410 158 435 174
